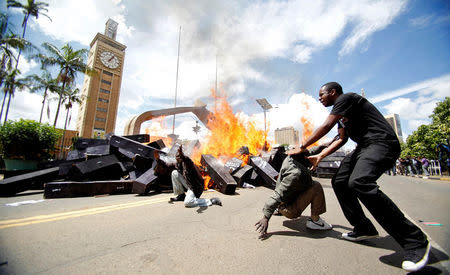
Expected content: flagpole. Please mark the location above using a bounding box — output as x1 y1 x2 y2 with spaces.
172 26 181 135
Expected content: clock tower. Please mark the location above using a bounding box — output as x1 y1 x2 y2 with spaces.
76 19 126 138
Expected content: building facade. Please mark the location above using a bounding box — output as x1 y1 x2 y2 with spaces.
275 126 299 146
384 114 403 142
76 19 126 138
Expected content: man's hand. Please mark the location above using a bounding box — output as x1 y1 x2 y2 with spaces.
255 217 269 239
154 150 160 160
307 154 323 171
286 145 307 156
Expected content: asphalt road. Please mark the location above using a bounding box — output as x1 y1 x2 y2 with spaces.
0 174 448 274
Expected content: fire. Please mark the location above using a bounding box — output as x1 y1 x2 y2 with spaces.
299 96 320 147
192 89 269 165
144 116 173 147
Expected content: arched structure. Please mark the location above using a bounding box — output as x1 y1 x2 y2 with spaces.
123 104 212 135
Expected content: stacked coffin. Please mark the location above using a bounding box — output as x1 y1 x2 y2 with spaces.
2 137 347 198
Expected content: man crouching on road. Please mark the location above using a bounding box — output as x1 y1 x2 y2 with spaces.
166 146 222 208
255 148 332 239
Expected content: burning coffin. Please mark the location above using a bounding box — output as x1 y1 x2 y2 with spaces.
200 154 237 195
231 164 253 187
249 156 278 189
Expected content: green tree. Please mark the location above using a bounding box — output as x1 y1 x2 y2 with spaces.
4 0 50 123
38 42 93 126
6 0 51 39
402 97 450 160
0 12 32 122
1 68 29 123
58 86 83 157
25 71 59 123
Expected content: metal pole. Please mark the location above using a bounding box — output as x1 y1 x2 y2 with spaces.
264 110 267 134
172 26 181 135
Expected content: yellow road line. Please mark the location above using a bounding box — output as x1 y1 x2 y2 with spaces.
0 196 171 230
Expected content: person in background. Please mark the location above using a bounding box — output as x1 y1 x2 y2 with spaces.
421 157 430 177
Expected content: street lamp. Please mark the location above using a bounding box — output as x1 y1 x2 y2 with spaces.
256 98 273 136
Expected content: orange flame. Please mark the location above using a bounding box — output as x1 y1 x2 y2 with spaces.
144 116 173 147
299 97 320 147
192 89 270 165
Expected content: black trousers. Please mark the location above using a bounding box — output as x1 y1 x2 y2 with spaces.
332 141 427 250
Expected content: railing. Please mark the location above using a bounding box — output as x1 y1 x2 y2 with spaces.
429 160 442 176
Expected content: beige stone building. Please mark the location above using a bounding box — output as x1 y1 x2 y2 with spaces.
384 114 403 142
76 19 126 138
275 126 299 146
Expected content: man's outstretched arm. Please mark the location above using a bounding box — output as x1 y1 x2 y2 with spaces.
287 114 342 155
308 126 348 170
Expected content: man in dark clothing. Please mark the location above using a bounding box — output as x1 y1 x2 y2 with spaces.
288 82 430 272
159 146 222 207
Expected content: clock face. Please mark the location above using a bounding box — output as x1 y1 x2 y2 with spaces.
99 51 119 69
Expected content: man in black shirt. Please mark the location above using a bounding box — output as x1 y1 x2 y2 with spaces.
288 82 430 272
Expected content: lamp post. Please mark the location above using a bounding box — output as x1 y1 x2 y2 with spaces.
256 98 273 143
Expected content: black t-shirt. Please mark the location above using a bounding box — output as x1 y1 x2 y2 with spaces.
331 93 398 145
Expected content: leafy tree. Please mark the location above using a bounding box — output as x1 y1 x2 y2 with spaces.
38 42 93 126
0 12 32 121
3 0 50 123
6 0 51 39
0 68 29 123
58 86 83 157
25 71 59 123
402 97 450 160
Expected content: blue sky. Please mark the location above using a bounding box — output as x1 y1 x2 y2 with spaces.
2 0 449 145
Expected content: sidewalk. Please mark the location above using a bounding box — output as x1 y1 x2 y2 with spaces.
392 173 450 181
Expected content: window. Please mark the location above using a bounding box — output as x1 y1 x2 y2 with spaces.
103 70 113 76
101 79 111 85
98 98 109 103
95 117 106 122
100 88 110 94
96 107 107 112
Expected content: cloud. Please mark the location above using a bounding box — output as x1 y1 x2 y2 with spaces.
370 73 450 103
31 0 408 110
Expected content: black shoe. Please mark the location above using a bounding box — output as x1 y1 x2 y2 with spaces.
402 241 431 272
342 229 379 241
210 197 222 206
169 193 185 202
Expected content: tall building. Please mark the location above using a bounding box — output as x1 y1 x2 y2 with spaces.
76 19 126 138
275 126 299 146
384 114 403 142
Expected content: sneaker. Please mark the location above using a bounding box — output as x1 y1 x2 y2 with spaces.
210 197 222 206
402 241 431 272
306 217 332 230
169 193 185 202
342 230 379 241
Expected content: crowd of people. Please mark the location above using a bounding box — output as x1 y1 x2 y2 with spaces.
387 156 442 177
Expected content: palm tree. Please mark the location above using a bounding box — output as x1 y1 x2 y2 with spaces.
0 12 30 97
38 42 92 126
25 71 59 123
1 68 28 123
59 86 83 158
6 0 51 41
4 1 50 124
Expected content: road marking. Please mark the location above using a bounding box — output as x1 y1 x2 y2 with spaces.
0 196 171 230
